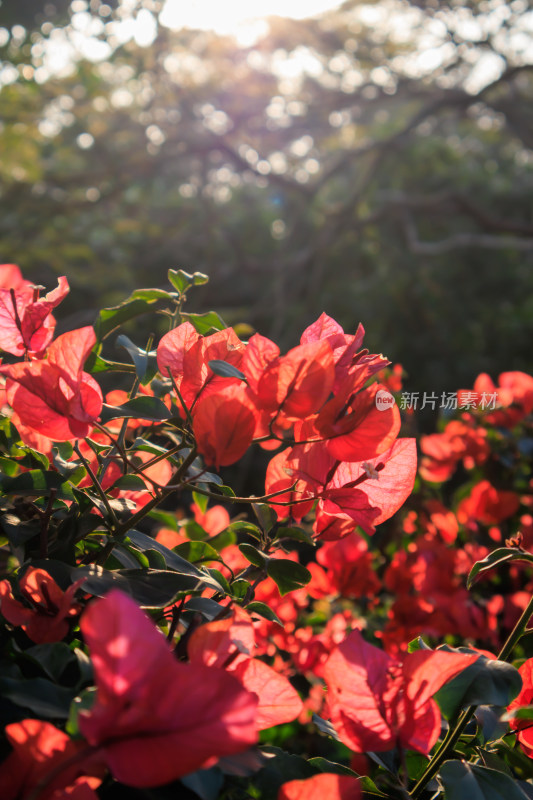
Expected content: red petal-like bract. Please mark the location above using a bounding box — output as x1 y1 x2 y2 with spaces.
232 658 303 730
324 630 478 754
256 340 335 421
278 773 361 800
0 719 102 800
2 326 102 441
0 276 69 357
508 658 533 758
79 590 257 787
188 610 303 729
318 384 401 462
0 568 82 644
192 383 257 467
320 438 418 536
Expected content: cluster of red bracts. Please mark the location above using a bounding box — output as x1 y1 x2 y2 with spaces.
157 314 417 538
0 589 479 799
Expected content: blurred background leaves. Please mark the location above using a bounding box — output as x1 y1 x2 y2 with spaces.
0 0 532 395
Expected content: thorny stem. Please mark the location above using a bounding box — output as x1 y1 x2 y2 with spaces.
410 593 533 798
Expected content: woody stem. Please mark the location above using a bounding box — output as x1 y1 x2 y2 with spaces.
410 594 533 798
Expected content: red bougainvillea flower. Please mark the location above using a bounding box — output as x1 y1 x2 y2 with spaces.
0 719 103 800
457 479 520 527
157 322 246 409
78 590 257 787
507 658 533 758
1 326 103 441
323 630 478 754
0 568 84 644
0 263 31 290
188 607 303 729
419 419 489 483
254 339 335 422
268 437 417 538
278 773 361 800
0 276 69 357
313 382 401 463
192 382 258 467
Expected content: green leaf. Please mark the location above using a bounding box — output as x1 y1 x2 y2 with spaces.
66 688 97 737
181 767 223 800
94 296 161 341
99 396 171 423
275 526 315 545
23 643 77 682
468 548 533 589
0 676 76 718
192 491 209 513
131 287 177 301
230 579 251 600
208 359 246 380
239 543 268 568
224 521 263 540
407 636 432 653
174 540 221 563
180 311 227 335
436 650 522 720
145 549 167 569
307 757 358 777
0 513 40 546
116 333 156 381
439 759 531 800
0 470 75 500
72 566 206 608
111 474 148 492
245 601 282 626
168 269 209 294
207 528 237 552
85 352 136 375
266 559 311 596
126 530 225 592
253 503 277 534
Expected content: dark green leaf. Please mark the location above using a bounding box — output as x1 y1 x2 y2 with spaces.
224 521 263 540
94 296 160 341
208 359 246 380
275 526 315 545
116 333 156 381
0 676 76 718
100 395 171 422
253 503 277 534
184 597 227 620
246 602 282 626
468 548 533 589
111 474 148 491
307 757 358 777
239 543 268 568
439 759 530 800
175 540 221 563
23 643 77 682
266 559 311 596
126 530 225 592
181 767 223 800
0 514 40 546
72 566 205 608
435 650 522 719
0 470 75 500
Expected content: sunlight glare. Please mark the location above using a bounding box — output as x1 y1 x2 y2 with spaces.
160 0 342 42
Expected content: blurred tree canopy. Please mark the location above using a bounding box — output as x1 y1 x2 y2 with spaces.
0 0 532 394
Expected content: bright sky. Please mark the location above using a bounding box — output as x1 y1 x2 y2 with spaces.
159 0 343 42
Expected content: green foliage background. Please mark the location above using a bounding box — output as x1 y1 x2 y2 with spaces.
1 0 532 395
